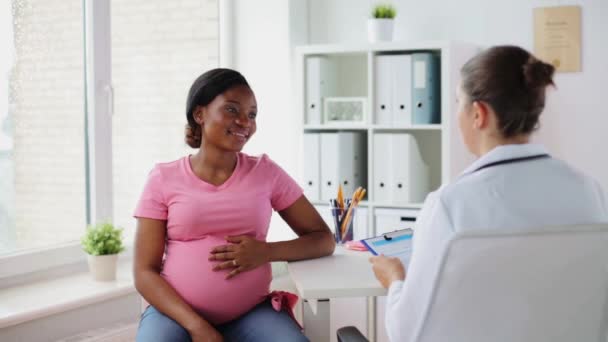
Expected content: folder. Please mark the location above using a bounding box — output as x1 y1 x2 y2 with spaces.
314 204 335 234
320 132 366 202
373 133 392 204
306 56 335 124
353 207 369 240
303 133 321 201
374 55 393 125
373 133 429 205
411 53 441 124
391 54 412 126
391 133 429 204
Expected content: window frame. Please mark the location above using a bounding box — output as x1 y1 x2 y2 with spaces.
0 0 112 285
0 0 230 286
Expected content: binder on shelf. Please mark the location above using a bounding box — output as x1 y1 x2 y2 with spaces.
372 133 430 205
303 133 321 201
320 132 366 202
373 133 392 203
391 54 413 126
353 207 369 240
412 53 441 124
391 133 429 204
306 56 336 125
374 55 393 125
374 54 414 126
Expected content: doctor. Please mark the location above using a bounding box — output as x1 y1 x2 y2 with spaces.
370 45 608 342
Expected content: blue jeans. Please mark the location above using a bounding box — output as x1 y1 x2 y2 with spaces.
136 300 309 342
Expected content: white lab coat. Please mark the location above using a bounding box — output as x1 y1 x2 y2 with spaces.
385 144 608 342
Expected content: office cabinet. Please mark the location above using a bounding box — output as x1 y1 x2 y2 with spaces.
374 208 420 235
298 41 478 342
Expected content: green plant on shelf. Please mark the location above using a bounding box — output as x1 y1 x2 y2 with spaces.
81 222 125 256
372 4 396 19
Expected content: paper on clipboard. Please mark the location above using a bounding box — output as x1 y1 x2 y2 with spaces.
362 229 414 265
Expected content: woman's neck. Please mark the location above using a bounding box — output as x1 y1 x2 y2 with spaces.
478 133 530 156
192 144 237 174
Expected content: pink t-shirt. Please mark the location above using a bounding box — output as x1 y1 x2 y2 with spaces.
134 153 303 324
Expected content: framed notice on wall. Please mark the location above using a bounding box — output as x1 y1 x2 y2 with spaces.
534 6 582 72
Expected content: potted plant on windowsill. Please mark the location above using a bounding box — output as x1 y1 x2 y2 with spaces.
368 4 397 42
81 222 125 281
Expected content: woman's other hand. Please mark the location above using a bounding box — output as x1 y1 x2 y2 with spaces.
185 316 223 342
370 255 406 288
189 325 223 342
209 235 270 279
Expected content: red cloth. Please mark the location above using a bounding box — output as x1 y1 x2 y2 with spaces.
268 290 303 329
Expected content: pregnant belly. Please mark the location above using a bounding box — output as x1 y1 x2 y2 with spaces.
161 236 271 324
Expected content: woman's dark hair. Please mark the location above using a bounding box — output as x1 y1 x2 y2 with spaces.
460 45 555 138
185 68 250 148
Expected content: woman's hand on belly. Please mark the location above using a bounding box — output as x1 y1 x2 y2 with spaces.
209 235 271 279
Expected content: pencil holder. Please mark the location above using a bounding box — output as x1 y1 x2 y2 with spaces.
330 206 355 244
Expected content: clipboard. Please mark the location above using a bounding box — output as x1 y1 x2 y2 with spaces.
361 229 414 264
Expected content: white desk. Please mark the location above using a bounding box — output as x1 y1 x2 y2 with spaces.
288 247 387 342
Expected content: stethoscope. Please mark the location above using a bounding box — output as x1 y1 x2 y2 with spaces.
383 153 552 242
472 154 550 173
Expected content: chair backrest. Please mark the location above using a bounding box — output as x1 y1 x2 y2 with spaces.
416 224 608 342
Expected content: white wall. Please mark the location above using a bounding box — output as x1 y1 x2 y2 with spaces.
308 0 608 189
231 0 309 242
231 0 608 242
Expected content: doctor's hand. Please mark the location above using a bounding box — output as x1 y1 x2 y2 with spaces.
370 255 406 289
209 235 270 279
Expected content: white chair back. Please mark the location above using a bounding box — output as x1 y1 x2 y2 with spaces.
416 224 608 342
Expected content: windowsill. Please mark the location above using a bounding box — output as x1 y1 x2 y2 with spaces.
0 260 291 329
0 260 136 329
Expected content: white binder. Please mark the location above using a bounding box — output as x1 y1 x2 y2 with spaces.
320 133 339 201
303 133 321 201
373 133 392 204
391 133 429 204
373 133 429 205
374 55 393 125
306 57 335 124
320 132 366 202
353 207 369 240
391 55 412 126
314 204 334 233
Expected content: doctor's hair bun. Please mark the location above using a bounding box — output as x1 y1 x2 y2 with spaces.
460 45 555 138
523 57 555 90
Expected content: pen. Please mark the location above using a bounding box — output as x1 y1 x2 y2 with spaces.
340 187 364 240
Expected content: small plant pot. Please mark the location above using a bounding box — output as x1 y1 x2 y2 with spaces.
368 18 394 42
87 254 118 281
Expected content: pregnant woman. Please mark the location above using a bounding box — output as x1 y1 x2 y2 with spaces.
133 68 335 342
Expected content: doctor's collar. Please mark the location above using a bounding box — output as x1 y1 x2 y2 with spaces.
461 143 549 176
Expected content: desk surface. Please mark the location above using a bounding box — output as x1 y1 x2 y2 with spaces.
287 247 387 299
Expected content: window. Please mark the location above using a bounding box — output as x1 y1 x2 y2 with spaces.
1 0 86 255
111 0 219 240
1 0 219 265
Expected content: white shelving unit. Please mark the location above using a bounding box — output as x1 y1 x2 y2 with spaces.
297 41 478 235
295 41 478 342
